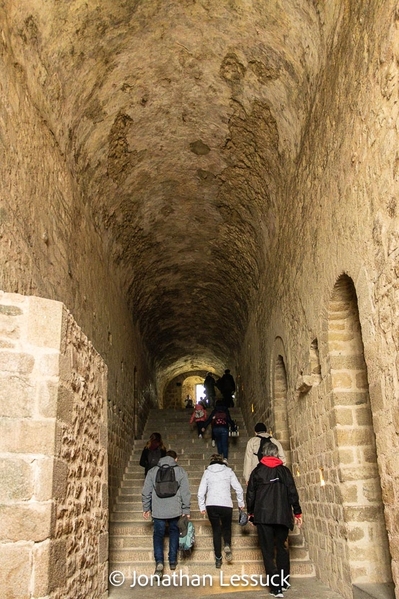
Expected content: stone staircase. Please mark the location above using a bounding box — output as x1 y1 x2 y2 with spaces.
109 408 315 583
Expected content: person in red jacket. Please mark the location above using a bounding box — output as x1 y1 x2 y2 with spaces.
246 442 302 598
189 402 208 437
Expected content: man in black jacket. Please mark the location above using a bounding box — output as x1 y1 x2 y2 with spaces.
246 442 302 598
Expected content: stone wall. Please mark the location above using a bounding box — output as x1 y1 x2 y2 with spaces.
0 292 108 598
0 9 157 510
238 2 399 597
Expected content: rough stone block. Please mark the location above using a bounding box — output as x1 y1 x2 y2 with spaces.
335 428 375 447
48 538 67 592
56 384 74 425
0 502 54 542
344 505 385 523
339 464 378 483
98 532 109 563
331 371 354 389
37 379 59 418
0 419 56 455
340 483 359 503
0 311 21 340
356 371 369 389
34 457 54 501
0 542 31 598
335 407 354 426
337 447 356 464
355 406 373 426
0 351 35 374
329 355 366 370
27 296 63 349
36 351 60 377
332 390 368 406
32 540 51 596
0 374 34 418
52 458 68 500
347 526 365 542
0 457 34 502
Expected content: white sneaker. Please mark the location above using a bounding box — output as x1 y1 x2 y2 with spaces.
224 545 232 563
270 591 284 598
198 434 202 438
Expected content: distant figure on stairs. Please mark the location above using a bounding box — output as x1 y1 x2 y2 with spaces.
243 422 286 484
139 432 167 476
216 369 236 408
189 401 208 437
142 449 191 580
203 372 216 406
184 394 194 409
201 400 235 459
198 454 245 569
246 442 302 598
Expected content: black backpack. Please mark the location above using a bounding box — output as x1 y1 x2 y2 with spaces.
147 447 162 469
255 435 272 461
154 464 179 498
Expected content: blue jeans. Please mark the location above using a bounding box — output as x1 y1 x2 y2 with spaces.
213 426 229 458
153 517 180 564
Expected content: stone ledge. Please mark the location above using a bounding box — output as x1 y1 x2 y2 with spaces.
352 582 395 599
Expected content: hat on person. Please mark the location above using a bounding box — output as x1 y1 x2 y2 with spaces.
254 422 267 433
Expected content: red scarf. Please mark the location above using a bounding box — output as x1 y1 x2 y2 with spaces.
260 456 283 468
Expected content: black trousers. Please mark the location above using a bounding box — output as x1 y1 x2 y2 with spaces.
206 505 233 558
256 523 290 591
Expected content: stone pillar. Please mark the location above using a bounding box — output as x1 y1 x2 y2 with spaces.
0 292 108 599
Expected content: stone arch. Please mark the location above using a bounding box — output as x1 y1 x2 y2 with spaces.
163 370 211 408
327 274 392 588
270 337 291 466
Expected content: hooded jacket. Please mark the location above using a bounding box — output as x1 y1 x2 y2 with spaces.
243 432 286 483
189 403 208 423
197 462 245 512
142 455 191 519
246 457 301 530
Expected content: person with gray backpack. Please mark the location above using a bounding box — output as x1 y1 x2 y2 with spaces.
142 449 191 579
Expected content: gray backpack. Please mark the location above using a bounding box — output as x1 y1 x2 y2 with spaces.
154 464 179 498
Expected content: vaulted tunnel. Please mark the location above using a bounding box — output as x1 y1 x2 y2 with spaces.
0 0 339 381
1 1 399 598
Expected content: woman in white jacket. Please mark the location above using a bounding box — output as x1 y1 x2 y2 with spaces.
197 454 245 568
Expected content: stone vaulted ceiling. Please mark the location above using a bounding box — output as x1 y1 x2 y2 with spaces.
3 0 342 378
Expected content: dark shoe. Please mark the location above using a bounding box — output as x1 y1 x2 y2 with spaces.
154 562 164 579
169 563 177 570
281 583 291 591
215 556 223 568
224 545 232 563
270 591 284 598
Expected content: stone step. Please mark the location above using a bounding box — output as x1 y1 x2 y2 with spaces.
352 583 396 599
119 476 232 489
123 465 243 478
108 560 315 578
112 508 248 520
110 522 304 545
109 406 315 581
110 533 258 549
110 534 308 563
110 544 310 563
